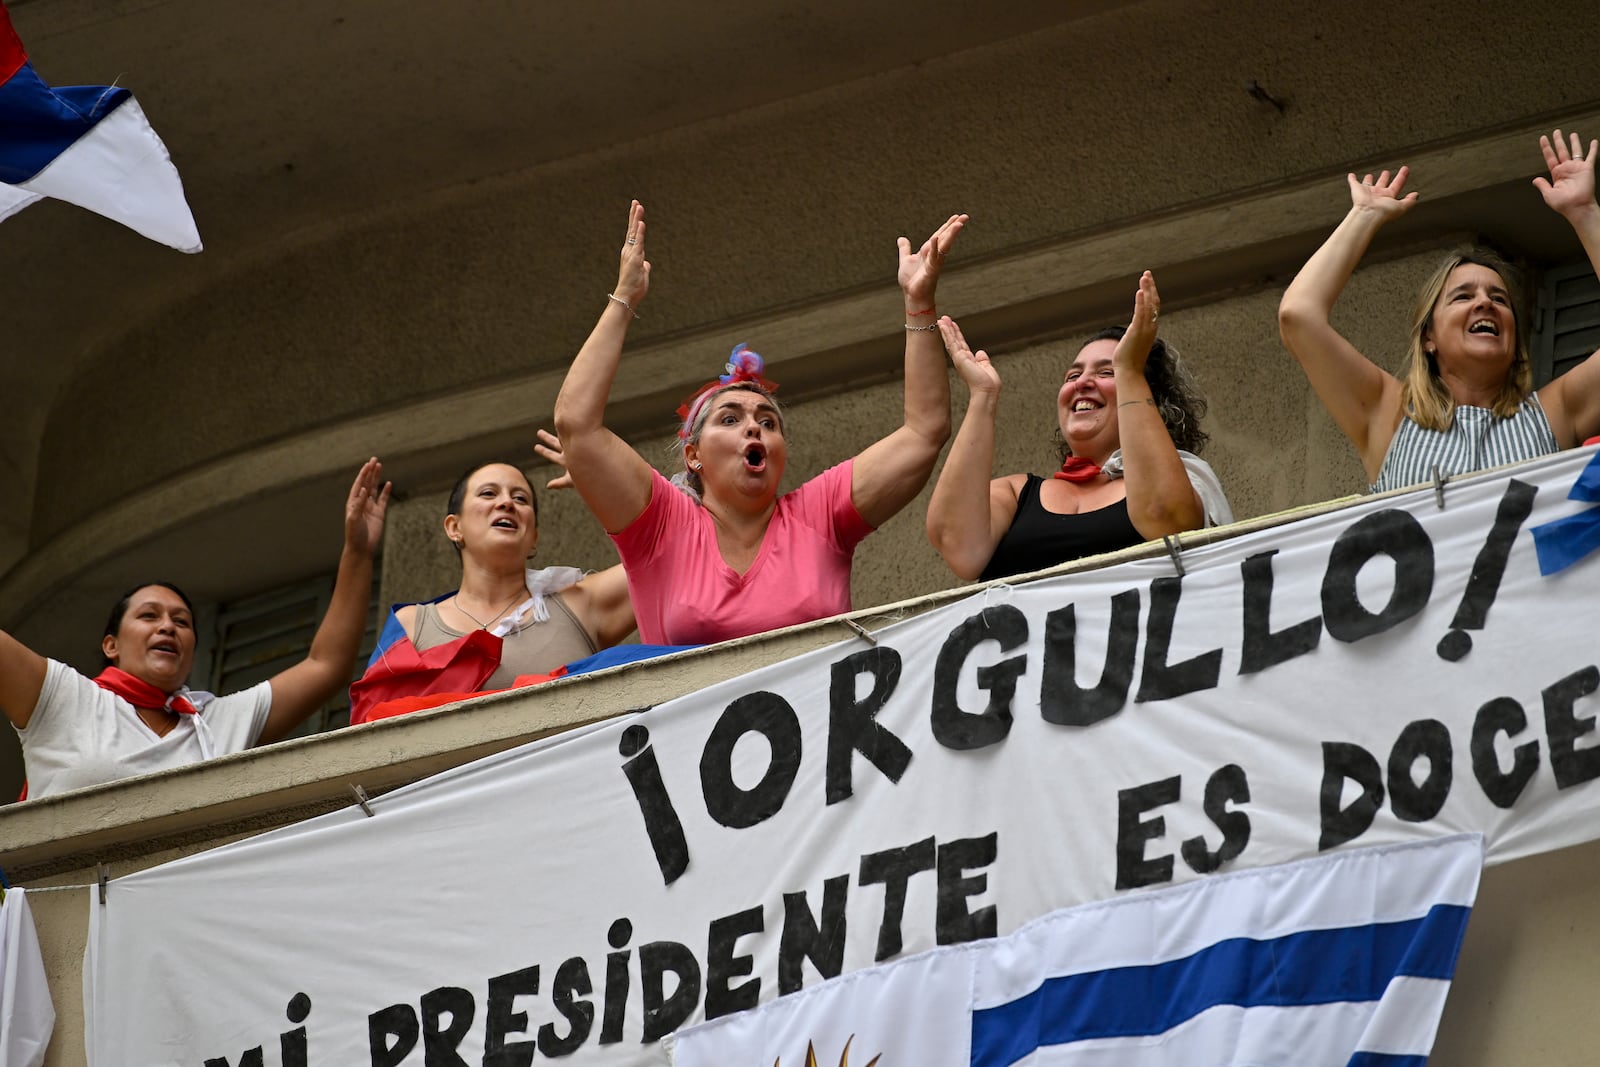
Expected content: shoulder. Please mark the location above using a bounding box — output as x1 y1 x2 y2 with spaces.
38 658 96 704
614 468 698 545
995 472 1031 495
205 680 274 749
574 565 628 604
394 603 420 638
213 679 274 713
792 458 856 498
781 459 858 520
22 660 109 737
790 459 874 543
991 472 1032 511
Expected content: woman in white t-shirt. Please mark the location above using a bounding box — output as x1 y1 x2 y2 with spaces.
1 459 390 800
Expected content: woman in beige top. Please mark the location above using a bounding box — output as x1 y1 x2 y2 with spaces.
394 456 635 687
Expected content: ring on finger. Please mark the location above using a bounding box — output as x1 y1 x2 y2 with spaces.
1151 308 1160 321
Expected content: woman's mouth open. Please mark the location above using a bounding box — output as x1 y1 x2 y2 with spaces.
744 445 767 473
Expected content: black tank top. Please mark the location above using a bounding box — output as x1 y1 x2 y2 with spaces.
978 474 1142 581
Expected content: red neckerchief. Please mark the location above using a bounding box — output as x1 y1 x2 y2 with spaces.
93 666 198 716
1052 457 1103 483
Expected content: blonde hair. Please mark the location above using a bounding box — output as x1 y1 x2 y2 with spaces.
1400 250 1532 431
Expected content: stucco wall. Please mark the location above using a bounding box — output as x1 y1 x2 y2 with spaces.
377 251 1438 614
24 0 1600 548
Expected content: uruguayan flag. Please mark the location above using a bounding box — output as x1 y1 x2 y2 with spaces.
671 835 1481 1067
973 835 1480 1067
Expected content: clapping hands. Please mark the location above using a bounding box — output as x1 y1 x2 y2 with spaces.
899 214 968 307
937 316 1000 396
1113 271 1162 376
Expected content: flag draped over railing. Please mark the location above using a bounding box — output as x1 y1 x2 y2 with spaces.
673 836 1483 1067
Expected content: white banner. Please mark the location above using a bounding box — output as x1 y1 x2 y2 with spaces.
86 448 1600 1067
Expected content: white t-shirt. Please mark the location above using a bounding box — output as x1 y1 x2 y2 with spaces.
16 660 273 799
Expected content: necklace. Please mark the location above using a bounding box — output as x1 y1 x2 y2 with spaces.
452 589 526 631
136 704 178 736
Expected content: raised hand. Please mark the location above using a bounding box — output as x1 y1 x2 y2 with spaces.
937 316 1000 396
1346 167 1418 222
1533 129 1598 219
614 200 652 308
344 457 392 557
534 428 574 490
1113 271 1161 377
898 213 968 308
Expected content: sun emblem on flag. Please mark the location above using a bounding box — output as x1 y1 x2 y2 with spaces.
775 1035 881 1067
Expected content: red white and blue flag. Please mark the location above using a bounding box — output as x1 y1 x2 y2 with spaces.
0 0 200 251
672 835 1482 1067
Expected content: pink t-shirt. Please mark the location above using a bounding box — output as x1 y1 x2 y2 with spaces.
611 460 875 645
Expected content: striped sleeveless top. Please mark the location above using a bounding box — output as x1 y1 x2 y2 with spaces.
1371 394 1558 493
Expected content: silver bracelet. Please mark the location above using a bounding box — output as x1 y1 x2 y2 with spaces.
904 322 940 331
606 293 638 319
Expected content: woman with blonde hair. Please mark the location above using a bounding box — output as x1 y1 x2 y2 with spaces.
1278 129 1600 491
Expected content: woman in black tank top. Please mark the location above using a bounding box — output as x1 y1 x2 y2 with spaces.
927 271 1229 583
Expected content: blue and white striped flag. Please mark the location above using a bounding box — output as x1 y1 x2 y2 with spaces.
671 835 1481 1067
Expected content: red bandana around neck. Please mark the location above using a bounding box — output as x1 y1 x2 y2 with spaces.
93 666 197 716
1053 457 1103 483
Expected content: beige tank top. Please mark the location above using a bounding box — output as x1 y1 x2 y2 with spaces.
412 593 598 689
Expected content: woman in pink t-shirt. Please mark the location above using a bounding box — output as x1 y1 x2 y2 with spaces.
552 201 961 645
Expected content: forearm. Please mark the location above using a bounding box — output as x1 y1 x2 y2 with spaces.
1565 202 1600 281
927 393 1001 571
553 300 634 440
1115 382 1202 535
1279 207 1388 326
308 545 373 671
903 327 953 445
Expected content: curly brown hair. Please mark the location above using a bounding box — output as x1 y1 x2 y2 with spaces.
1059 326 1211 461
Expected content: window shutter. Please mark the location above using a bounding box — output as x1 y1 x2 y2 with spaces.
1535 261 1600 385
204 572 381 737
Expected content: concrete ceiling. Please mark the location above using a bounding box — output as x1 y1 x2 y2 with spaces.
4 0 1595 672
0 0 1135 576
